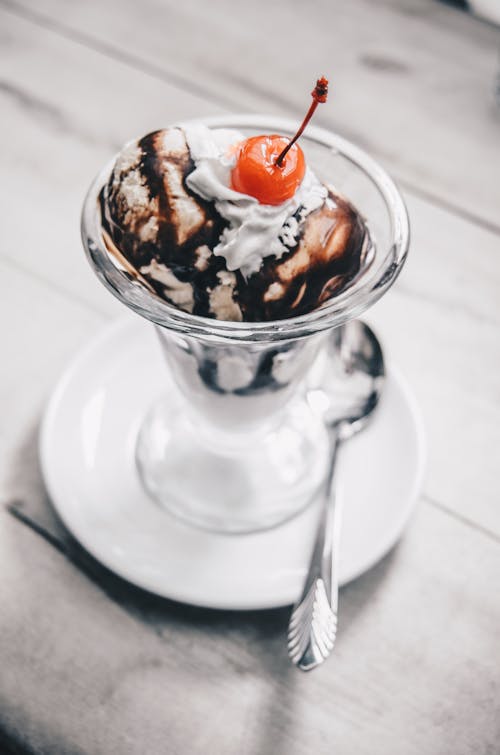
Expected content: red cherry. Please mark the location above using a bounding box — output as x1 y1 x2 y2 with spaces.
230 77 329 207
231 135 306 206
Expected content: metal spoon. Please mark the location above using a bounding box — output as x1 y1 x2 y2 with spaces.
287 320 385 671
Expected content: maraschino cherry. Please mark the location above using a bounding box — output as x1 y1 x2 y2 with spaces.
231 77 329 206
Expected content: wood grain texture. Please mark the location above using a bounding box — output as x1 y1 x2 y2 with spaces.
0 9 225 316
2 0 500 228
1 10 499 535
0 262 108 491
0 2 499 754
0 496 499 755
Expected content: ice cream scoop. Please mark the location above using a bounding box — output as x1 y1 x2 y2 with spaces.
100 127 371 321
99 80 373 321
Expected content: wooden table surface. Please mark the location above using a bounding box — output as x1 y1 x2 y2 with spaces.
1 1 500 753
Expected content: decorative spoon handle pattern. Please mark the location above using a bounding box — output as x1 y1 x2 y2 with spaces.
288 432 341 671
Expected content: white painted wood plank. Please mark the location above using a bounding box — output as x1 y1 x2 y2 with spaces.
0 9 224 318
0 8 498 752
367 284 500 538
1 11 499 536
0 261 110 498
367 190 500 535
0 499 499 755
3 0 499 227
2 10 499 329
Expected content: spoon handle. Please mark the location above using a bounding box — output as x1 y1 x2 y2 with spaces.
287 429 342 671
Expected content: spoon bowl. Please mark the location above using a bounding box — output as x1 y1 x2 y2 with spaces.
323 320 385 438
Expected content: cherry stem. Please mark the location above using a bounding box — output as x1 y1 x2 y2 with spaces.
275 76 329 167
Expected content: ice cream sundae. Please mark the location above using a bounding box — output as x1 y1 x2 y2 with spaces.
80 77 409 533
99 78 372 322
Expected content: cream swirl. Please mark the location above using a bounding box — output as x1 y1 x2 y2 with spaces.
184 124 327 278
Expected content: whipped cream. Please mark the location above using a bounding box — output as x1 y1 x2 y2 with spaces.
184 124 327 278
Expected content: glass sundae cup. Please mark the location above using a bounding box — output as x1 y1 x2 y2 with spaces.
81 115 409 533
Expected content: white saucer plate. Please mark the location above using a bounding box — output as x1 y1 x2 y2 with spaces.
40 317 426 610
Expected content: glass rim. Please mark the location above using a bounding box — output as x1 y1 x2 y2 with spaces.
81 114 410 342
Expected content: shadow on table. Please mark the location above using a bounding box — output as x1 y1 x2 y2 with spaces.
4 419 400 751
